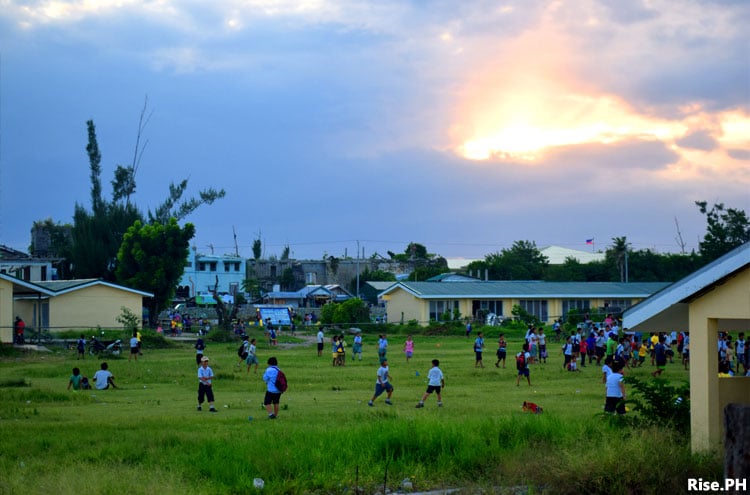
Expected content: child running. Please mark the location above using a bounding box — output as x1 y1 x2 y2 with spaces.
416 359 445 408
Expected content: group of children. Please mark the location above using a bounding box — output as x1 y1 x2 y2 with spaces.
67 362 117 391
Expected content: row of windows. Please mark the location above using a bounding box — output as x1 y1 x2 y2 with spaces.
429 299 634 322
186 261 242 272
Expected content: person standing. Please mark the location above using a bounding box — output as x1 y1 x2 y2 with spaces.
76 334 86 360
263 357 283 419
197 356 217 412
368 359 393 406
403 335 414 363
604 362 626 414
316 328 325 357
416 359 444 408
353 331 363 361
128 331 139 361
465 321 472 338
652 335 667 377
14 316 25 344
194 337 205 365
474 332 485 368
495 334 507 368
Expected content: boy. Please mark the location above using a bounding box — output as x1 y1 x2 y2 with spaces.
516 345 532 386
416 359 445 408
474 332 485 368
604 362 626 414
197 356 217 412
246 338 259 373
93 362 117 390
368 359 393 406
76 334 86 360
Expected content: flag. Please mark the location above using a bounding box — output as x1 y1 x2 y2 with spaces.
585 239 594 245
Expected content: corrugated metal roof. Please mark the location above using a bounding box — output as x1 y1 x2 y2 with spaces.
380 280 671 299
624 242 750 330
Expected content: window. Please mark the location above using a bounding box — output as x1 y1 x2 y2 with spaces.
429 300 459 321
198 262 206 271
562 299 590 319
209 262 217 272
604 300 632 313
519 299 548 322
475 300 504 316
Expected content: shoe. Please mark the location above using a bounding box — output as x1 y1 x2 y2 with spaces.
437 402 443 407
385 399 393 405
415 403 424 408
268 413 277 419
197 406 202 411
368 401 374 407
209 408 217 413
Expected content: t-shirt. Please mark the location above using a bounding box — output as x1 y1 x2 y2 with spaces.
70 374 83 390
427 366 444 386
198 365 213 385
606 372 624 398
317 331 324 344
130 337 139 348
474 337 484 352
263 366 280 393
376 365 390 385
93 369 113 390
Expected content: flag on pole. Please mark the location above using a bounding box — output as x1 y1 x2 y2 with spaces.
585 239 594 245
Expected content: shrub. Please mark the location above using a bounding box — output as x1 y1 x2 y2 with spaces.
624 375 691 435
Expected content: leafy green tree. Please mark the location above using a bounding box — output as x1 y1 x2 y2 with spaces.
242 276 262 302
545 257 587 281
281 267 296 290
115 219 196 325
407 265 450 281
320 298 370 325
696 201 750 262
468 240 548 280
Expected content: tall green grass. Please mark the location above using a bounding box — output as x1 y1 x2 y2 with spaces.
0 330 721 494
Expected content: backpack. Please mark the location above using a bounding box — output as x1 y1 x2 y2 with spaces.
238 343 246 357
516 353 526 370
274 367 288 393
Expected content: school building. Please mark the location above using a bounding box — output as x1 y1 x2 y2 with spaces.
624 242 750 452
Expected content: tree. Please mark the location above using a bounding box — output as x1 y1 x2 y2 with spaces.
320 298 370 325
252 238 262 260
242 276 262 302
115 219 196 325
696 201 750 262
212 275 239 332
349 268 396 294
610 236 629 282
281 245 291 260
281 267 296 290
468 240 548 280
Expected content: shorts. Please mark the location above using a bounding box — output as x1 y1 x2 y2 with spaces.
246 355 258 365
317 342 324 352
517 368 530 377
264 391 281 405
595 347 605 358
564 355 572 365
198 383 214 404
425 385 442 394
405 351 413 358
475 351 483 361
572 344 580 354
130 347 139 354
496 349 506 359
373 382 393 398
605 396 626 414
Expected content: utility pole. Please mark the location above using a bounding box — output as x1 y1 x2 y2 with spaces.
356 240 360 299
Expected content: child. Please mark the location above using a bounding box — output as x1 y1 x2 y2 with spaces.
604 362 626 415
197 356 217 412
246 338 259 373
415 359 444 408
474 332 485 368
195 337 205 365
353 332 363 361
76 334 86 360
238 335 250 367
93 362 117 390
68 367 85 390
561 336 573 370
332 335 340 367
403 335 414 363
637 340 648 367
495 334 507 368
567 355 581 372
368 359 393 406
516 344 532 386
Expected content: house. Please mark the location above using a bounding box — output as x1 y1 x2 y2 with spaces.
623 242 750 452
0 274 153 343
379 280 670 325
179 250 245 300
0 244 55 282
263 284 353 308
360 281 397 306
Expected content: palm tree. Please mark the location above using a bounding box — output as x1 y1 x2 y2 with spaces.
611 236 629 282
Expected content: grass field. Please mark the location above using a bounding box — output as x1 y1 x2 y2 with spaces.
0 326 722 494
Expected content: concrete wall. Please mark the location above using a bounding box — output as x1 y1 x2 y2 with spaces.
50 285 146 330
0 279 13 343
690 268 750 452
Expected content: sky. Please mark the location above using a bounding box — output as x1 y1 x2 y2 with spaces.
0 0 748 262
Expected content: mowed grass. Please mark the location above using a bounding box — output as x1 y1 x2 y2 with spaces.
0 329 721 494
